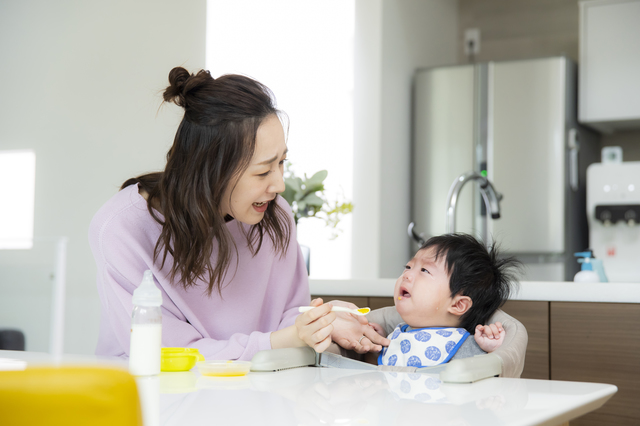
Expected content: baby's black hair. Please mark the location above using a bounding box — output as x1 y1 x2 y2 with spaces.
420 233 522 333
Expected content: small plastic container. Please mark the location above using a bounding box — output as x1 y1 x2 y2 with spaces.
197 360 252 377
161 347 205 372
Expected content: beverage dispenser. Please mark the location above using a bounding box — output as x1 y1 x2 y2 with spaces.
587 160 640 282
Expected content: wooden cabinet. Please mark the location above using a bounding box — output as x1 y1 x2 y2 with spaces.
551 302 640 426
579 0 640 132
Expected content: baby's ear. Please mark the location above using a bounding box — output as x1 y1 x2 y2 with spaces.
448 294 472 317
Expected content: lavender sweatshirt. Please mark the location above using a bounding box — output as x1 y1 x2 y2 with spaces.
89 184 310 360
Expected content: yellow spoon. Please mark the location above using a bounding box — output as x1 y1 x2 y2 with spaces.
298 306 371 316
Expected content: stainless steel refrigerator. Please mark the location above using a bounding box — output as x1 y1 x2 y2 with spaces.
411 57 599 281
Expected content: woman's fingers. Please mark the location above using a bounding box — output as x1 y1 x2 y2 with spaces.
305 321 334 353
352 337 372 354
351 325 389 354
298 303 334 326
295 301 337 351
311 297 323 306
312 325 334 353
364 324 389 348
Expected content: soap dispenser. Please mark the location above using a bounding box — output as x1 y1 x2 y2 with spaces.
129 270 163 376
574 251 600 283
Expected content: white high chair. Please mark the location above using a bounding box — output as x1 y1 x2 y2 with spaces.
251 308 528 383
354 306 528 379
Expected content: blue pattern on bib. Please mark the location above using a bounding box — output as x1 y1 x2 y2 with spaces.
407 356 422 367
379 325 470 368
425 346 441 361
415 331 431 342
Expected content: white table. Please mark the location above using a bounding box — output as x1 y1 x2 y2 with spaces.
1 350 617 426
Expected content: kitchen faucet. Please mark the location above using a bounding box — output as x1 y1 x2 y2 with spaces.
446 171 502 233
408 171 502 246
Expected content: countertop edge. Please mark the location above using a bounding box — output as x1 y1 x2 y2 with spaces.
309 279 640 304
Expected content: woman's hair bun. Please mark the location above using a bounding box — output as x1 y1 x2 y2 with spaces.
163 67 214 108
163 67 190 106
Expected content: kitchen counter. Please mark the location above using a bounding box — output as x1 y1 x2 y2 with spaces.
309 280 640 303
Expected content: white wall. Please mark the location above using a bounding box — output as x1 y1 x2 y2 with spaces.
352 0 459 278
0 0 205 354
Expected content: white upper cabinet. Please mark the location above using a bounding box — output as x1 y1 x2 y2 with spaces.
579 0 640 132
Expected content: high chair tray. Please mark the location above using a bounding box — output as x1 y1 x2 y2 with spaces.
250 347 501 382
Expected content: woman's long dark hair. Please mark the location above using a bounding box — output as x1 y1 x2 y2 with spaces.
122 67 291 295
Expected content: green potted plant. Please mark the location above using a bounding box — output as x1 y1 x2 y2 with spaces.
280 162 353 273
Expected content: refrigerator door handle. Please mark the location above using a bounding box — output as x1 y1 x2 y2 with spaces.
568 128 580 192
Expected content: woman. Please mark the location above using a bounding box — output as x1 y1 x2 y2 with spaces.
89 67 386 360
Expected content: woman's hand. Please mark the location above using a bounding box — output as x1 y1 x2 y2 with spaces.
328 300 390 354
294 298 337 353
474 322 505 353
271 298 336 352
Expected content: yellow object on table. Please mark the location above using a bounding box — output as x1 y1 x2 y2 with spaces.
0 366 142 426
161 347 205 372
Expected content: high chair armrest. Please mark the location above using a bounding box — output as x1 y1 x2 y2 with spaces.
488 309 528 378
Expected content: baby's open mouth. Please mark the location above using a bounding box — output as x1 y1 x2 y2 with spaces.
401 289 411 298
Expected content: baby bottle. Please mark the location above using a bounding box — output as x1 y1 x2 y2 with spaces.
129 270 163 376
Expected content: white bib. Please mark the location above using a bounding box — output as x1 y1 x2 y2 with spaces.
378 324 470 368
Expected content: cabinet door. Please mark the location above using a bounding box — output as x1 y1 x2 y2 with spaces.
579 0 640 130
501 300 550 380
551 302 640 425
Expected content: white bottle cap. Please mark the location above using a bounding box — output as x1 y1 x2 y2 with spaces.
132 270 163 307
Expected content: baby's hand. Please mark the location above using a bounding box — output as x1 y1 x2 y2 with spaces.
474 322 505 353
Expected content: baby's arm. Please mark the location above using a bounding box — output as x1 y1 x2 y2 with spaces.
474 322 505 353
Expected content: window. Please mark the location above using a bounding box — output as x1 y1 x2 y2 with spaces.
207 0 355 278
0 150 36 249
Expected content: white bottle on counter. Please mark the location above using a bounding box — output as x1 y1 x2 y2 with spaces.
574 252 600 283
129 270 162 376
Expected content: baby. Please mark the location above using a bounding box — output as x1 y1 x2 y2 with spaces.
374 233 520 368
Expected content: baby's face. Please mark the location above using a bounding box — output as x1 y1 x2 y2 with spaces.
394 247 455 328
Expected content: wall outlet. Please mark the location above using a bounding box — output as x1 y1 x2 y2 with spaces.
602 146 623 163
464 28 481 58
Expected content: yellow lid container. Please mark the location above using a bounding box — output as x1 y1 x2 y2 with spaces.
0 366 142 426
161 347 205 372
